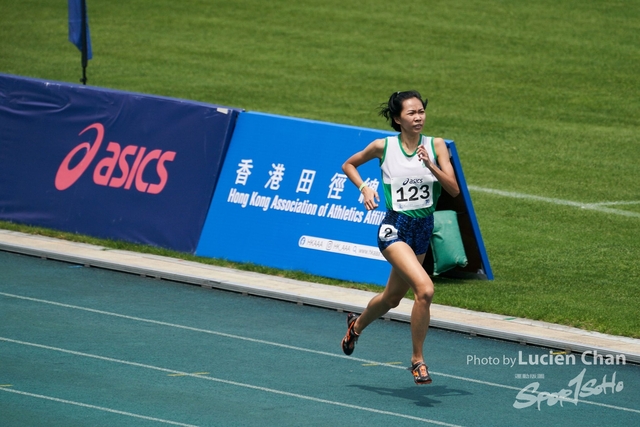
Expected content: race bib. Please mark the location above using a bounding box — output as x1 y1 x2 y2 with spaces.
390 176 435 211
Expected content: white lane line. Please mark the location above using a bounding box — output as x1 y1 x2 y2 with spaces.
0 337 465 427
0 387 199 427
468 186 640 218
0 291 366 362
589 201 640 207
2 292 639 414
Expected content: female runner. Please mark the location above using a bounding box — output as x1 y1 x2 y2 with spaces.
340 90 460 384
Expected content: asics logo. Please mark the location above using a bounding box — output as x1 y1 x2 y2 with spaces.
402 178 423 185
55 123 176 194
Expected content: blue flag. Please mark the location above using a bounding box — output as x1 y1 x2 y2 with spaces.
68 0 93 59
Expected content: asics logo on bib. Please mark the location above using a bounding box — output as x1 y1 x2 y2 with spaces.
55 123 176 194
402 177 423 185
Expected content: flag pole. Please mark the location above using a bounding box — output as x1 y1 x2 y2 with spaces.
80 0 88 85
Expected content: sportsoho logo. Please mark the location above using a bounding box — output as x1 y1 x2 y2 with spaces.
55 123 176 194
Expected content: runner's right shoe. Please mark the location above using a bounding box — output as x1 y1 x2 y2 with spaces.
409 361 432 385
341 313 360 355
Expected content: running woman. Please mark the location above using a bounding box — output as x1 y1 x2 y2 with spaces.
340 90 460 384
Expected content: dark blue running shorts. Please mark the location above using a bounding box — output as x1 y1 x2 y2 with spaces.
377 210 434 255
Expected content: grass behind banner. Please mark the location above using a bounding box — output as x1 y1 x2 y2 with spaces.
1 0 639 337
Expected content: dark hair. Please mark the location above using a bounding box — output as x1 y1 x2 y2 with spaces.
378 90 428 132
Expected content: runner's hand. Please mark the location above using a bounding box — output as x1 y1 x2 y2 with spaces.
362 187 379 210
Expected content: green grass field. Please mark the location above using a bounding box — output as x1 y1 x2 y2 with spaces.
1 0 639 337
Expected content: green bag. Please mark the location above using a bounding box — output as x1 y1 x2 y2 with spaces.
431 210 468 276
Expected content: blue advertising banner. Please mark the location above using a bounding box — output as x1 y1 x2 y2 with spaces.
196 111 397 285
0 73 240 253
197 112 492 284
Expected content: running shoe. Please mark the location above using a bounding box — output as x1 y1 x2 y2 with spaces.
409 361 432 385
341 313 360 355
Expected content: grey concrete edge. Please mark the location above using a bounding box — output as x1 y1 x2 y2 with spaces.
1 235 639 365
